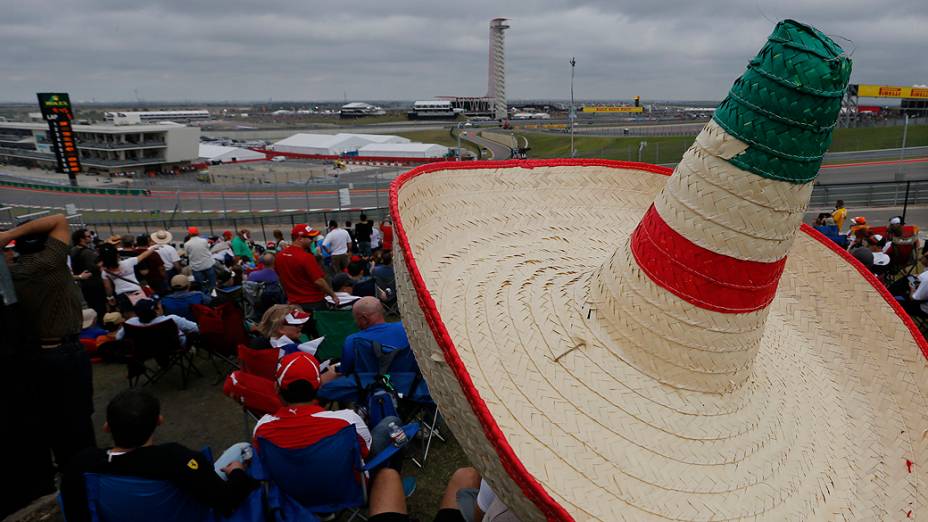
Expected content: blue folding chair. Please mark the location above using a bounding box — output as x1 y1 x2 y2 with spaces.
814 224 848 248
338 337 442 468
256 423 418 521
64 446 267 522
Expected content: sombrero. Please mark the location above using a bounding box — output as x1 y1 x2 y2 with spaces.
390 20 928 521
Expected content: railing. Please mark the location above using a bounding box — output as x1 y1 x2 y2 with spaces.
810 180 928 209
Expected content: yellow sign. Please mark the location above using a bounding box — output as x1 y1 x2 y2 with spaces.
581 106 644 113
858 85 928 99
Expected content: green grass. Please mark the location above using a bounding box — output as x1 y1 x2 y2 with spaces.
519 123 928 164
396 129 480 156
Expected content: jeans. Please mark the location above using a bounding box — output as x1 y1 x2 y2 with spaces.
358 241 372 257
193 267 217 294
370 415 403 458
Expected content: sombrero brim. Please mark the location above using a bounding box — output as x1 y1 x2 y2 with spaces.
391 159 928 521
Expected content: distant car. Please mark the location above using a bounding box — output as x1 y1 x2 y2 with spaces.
271 156 287 162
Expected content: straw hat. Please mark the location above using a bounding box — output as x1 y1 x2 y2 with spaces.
150 229 173 245
391 20 928 521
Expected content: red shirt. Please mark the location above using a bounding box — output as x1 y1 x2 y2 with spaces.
274 245 325 304
253 404 371 458
381 224 393 251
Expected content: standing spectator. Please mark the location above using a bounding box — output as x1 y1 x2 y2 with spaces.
345 220 357 254
371 222 382 252
0 214 96 478
323 220 352 273
71 228 106 322
231 229 254 263
380 220 394 252
832 200 847 231
151 230 182 284
272 229 289 251
372 251 396 292
276 224 339 312
134 235 167 294
184 226 216 294
355 213 374 257
101 241 160 313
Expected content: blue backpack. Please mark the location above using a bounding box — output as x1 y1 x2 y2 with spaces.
365 378 399 427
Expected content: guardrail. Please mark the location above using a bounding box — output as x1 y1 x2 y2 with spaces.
810 180 928 209
0 178 151 196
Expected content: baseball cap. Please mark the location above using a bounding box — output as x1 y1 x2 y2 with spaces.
890 217 902 225
276 352 321 391
283 310 311 326
170 274 190 289
187 226 199 235
223 230 233 239
291 224 320 240
103 312 125 326
3 240 15 250
851 216 867 225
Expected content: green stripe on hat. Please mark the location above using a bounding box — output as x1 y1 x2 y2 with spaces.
712 19 852 184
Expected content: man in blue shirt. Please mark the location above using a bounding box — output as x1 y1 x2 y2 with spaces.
160 275 210 321
247 253 279 284
337 297 418 376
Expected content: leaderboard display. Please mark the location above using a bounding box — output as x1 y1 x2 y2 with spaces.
37 92 81 184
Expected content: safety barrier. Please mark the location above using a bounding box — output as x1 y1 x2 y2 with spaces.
0 178 151 196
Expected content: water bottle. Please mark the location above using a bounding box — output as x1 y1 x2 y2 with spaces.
388 422 407 447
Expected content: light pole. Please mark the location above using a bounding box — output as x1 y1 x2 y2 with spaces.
569 57 576 158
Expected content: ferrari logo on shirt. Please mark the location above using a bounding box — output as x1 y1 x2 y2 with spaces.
187 459 199 470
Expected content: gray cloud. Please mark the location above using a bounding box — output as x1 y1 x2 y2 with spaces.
0 0 925 102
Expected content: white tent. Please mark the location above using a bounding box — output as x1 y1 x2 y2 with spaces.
358 143 450 158
198 144 266 163
270 133 409 156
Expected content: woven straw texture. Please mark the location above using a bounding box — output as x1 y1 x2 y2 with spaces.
713 19 852 184
393 163 928 521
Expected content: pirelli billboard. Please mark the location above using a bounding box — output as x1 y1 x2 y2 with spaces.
857 85 928 99
581 106 644 113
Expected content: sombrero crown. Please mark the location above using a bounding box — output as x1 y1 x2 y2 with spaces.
392 20 928 521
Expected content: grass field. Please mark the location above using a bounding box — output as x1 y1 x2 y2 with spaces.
396 129 481 156
519 123 928 164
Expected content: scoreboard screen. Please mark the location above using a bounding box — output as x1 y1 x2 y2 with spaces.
37 92 81 183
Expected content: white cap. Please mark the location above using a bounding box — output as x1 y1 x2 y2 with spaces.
890 217 902 225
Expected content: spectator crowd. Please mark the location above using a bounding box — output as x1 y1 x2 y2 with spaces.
0 212 515 521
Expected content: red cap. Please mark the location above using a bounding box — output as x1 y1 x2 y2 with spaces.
187 226 199 235
291 224 320 240
350 255 362 263
223 230 233 239
276 352 321 391
4 240 15 250
283 310 311 326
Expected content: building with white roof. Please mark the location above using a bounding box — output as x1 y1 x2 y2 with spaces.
358 143 450 158
269 133 410 156
198 144 266 163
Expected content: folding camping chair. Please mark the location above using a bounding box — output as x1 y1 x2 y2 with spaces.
123 320 201 389
225 344 283 439
256 423 418 521
192 302 247 382
343 336 444 468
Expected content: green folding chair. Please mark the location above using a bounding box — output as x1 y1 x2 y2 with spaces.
313 310 359 362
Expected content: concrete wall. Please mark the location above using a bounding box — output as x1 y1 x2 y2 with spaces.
164 126 200 162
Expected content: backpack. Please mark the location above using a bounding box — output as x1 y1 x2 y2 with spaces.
242 280 287 322
364 376 399 427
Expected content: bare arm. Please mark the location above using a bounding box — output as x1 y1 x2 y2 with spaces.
0 214 70 246
135 245 159 263
314 277 339 306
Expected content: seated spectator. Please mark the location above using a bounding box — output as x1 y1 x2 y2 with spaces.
61 389 257 522
251 304 300 345
247 253 279 283
253 352 400 462
326 272 362 309
372 252 396 291
117 298 199 347
161 275 211 320
326 297 416 383
267 310 325 359
79 309 107 340
889 249 928 318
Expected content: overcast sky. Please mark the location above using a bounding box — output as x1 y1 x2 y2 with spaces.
1 0 925 103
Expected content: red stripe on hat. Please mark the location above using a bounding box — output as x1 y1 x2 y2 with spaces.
630 205 786 313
